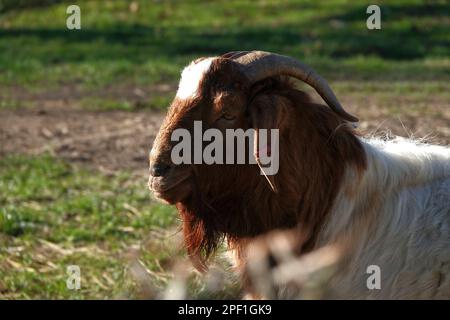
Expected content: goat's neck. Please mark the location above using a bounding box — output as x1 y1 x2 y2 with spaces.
318 137 450 246
278 109 367 251
361 138 450 191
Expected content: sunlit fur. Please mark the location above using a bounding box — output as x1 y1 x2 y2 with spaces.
244 138 450 299
311 138 450 299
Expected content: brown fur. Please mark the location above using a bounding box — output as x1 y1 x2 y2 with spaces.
174 77 367 267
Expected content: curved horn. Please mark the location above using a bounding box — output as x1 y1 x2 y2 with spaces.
233 51 358 122
221 51 251 60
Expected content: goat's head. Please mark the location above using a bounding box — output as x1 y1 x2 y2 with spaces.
149 51 363 265
149 51 357 202
148 56 249 203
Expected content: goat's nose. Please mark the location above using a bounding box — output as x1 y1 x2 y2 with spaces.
150 162 171 177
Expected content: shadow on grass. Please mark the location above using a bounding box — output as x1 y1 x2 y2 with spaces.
0 0 67 13
1 21 448 61
1 1 449 61
322 2 450 59
330 2 450 21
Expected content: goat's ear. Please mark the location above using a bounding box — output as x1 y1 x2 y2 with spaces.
248 94 287 135
248 95 286 192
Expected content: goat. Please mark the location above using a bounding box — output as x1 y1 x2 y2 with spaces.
148 51 450 299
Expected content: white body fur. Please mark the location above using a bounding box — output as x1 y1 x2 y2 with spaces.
316 137 450 299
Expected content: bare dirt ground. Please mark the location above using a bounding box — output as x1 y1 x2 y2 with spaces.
0 102 449 174
0 107 164 174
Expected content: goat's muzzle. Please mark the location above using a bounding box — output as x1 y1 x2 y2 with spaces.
150 161 172 177
148 159 192 204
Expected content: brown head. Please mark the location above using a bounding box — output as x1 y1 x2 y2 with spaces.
148 51 366 268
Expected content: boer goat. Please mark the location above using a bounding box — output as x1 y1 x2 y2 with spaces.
149 51 450 299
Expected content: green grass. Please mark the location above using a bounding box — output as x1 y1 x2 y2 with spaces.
0 155 164 298
0 155 238 299
0 155 175 239
0 0 448 110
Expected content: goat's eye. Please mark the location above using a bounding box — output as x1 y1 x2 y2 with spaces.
232 82 241 89
221 113 236 121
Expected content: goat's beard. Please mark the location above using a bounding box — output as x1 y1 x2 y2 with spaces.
176 163 298 268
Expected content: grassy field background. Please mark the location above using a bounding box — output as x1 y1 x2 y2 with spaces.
0 0 449 299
